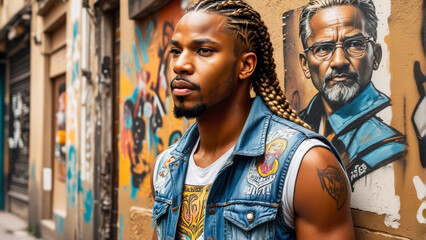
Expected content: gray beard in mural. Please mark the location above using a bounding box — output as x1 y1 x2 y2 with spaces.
320 71 360 104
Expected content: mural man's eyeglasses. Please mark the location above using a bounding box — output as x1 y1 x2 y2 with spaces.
304 36 376 61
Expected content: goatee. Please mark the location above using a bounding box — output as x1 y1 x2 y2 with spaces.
320 70 360 104
173 104 207 119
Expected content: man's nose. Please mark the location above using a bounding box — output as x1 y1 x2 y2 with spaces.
173 51 194 75
330 46 350 69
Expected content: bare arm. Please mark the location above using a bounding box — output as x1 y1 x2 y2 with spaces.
294 146 355 240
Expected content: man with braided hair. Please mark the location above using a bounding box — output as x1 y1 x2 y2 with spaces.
151 0 354 239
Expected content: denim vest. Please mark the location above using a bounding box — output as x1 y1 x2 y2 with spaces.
153 97 343 240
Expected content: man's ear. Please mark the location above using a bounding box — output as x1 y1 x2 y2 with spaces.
299 53 311 79
373 43 382 70
238 52 257 80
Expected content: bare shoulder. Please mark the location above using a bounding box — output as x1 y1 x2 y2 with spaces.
294 146 354 240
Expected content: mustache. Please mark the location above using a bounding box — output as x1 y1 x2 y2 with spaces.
170 75 200 90
323 70 359 83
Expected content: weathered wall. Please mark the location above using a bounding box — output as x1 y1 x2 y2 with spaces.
118 0 190 238
0 0 27 28
64 0 98 238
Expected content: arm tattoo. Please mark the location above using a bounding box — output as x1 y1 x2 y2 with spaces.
316 165 347 210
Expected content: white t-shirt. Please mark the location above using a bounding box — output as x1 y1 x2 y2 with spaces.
154 138 337 239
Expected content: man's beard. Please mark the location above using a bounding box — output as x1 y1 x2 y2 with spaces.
320 71 361 104
173 103 207 119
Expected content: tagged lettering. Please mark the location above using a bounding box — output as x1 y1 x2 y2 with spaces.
350 163 367 181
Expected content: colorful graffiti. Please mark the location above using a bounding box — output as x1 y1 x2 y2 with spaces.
412 0 426 167
282 3 406 223
282 0 425 236
66 16 80 211
292 2 406 187
66 145 78 205
119 0 186 200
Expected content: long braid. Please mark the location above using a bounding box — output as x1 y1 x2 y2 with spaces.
186 0 312 130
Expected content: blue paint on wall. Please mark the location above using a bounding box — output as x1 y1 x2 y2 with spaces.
119 214 123 240
71 21 79 84
130 177 139 201
72 61 79 84
54 214 65 236
122 50 132 78
132 43 142 74
67 145 77 206
135 21 154 64
0 64 4 209
83 189 93 223
72 21 79 50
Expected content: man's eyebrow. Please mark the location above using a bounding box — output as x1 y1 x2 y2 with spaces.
342 33 365 40
170 38 220 46
191 38 220 45
170 39 180 46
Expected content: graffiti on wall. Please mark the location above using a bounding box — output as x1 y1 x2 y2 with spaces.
66 18 80 209
66 0 93 226
412 0 426 226
287 1 406 187
412 0 426 167
8 92 29 149
119 0 185 200
282 0 416 229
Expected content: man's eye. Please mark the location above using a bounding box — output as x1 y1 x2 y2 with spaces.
314 45 333 54
346 40 365 49
197 48 213 55
169 48 181 55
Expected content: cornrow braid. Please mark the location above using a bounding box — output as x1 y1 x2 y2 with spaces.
186 0 312 130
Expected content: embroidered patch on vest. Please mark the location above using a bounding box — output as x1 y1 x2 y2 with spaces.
244 159 276 195
155 154 177 195
243 128 296 195
257 138 287 177
159 156 175 178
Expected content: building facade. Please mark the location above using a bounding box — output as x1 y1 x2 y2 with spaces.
0 0 423 239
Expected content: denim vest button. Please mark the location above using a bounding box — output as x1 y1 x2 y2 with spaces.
208 208 215 214
247 211 254 222
155 209 158 214
174 162 179 167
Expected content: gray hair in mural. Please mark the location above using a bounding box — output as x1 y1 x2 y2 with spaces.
299 0 378 49
283 0 407 187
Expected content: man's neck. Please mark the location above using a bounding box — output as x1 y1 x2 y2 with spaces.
320 96 344 119
319 96 342 138
193 95 253 168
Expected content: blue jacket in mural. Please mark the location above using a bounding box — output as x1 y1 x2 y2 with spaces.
300 83 407 187
152 96 343 240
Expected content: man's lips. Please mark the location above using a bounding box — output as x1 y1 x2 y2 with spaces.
330 75 352 82
326 73 357 83
171 80 198 96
